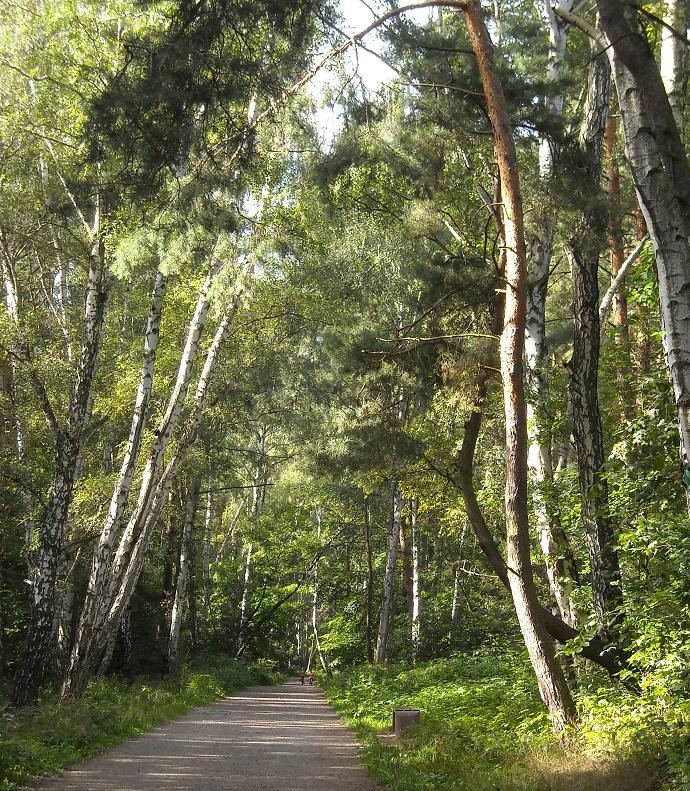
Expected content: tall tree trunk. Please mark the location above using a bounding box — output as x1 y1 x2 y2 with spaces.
201 468 213 642
363 500 374 663
525 0 579 628
410 497 421 661
591 0 690 511
604 115 632 380
168 479 200 676
374 480 402 664
463 0 577 731
12 239 110 706
63 255 251 700
660 0 688 127
65 268 167 694
564 44 622 633
399 513 414 618
311 507 327 672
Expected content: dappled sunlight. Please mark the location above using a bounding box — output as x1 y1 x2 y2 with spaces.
22 682 380 790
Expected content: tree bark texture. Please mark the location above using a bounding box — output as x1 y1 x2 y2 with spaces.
168 479 200 675
12 248 110 707
62 254 250 700
374 480 402 664
565 46 623 632
595 0 690 510
463 0 577 731
363 501 374 663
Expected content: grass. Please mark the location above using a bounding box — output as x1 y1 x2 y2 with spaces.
0 655 280 790
321 652 688 791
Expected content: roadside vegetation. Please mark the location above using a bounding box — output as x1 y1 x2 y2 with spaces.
0 657 278 790
322 652 689 791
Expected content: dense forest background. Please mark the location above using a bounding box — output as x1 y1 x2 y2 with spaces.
2 0 690 787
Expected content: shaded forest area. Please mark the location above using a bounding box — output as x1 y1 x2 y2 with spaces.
2 0 690 787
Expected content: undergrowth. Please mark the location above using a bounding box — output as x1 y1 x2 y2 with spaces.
322 651 690 791
0 655 280 790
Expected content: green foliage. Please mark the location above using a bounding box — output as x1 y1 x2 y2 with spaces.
321 653 675 791
0 656 279 790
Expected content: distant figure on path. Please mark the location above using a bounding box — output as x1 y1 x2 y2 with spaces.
308 671 314 685
299 667 306 684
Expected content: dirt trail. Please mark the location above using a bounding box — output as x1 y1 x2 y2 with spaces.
21 679 381 791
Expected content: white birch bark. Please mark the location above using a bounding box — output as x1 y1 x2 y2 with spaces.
311 507 327 672
65 268 167 689
12 215 110 705
526 0 578 628
609 45 690 510
61 254 226 698
410 498 421 658
374 481 402 664
201 468 213 637
660 0 688 127
61 259 253 697
168 480 200 675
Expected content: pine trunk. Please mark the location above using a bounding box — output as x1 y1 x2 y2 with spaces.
463 0 577 731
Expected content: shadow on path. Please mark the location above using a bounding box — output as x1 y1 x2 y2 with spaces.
21 679 381 791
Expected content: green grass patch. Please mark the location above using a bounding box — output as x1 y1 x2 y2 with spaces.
0 655 281 790
321 652 687 790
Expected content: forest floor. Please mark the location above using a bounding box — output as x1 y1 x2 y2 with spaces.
322 653 686 790
17 679 380 791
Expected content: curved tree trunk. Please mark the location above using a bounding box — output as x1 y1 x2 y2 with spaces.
462 0 577 731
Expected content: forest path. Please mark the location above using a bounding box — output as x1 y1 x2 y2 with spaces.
21 679 381 791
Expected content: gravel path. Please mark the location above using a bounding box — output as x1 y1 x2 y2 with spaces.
21 679 381 791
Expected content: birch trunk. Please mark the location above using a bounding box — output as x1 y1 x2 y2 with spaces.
593 0 690 512
463 0 577 731
410 497 421 660
311 507 327 672
660 0 688 127
565 45 622 632
526 1 578 626
168 479 200 675
62 255 250 699
64 269 167 692
363 501 374 663
374 480 402 664
12 239 110 706
399 513 414 618
201 473 213 640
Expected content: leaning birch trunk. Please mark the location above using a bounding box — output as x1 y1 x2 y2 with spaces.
168 479 200 675
462 0 577 731
374 481 402 664
63 269 167 694
62 255 249 700
410 497 421 660
102 281 251 650
564 44 623 633
12 237 109 707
